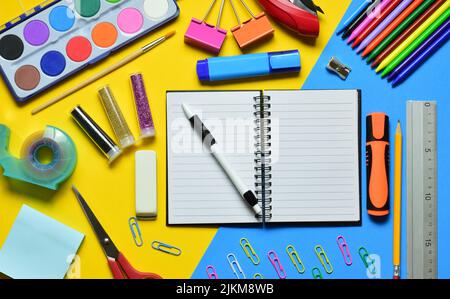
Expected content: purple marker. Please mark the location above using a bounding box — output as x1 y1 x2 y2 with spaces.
131 73 155 138
356 0 414 53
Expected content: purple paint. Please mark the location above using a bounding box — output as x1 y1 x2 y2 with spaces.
23 20 50 46
131 73 155 138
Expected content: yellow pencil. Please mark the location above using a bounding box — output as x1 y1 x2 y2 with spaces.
393 121 402 279
376 3 450 73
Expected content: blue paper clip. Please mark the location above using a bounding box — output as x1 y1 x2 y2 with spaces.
151 241 182 256
286 244 305 274
240 238 260 265
337 235 352 266
314 245 333 274
359 246 376 274
253 273 263 279
227 253 246 279
206 265 218 279
268 250 287 279
312 267 323 279
128 217 143 247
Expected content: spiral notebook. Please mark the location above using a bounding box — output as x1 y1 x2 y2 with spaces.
166 90 361 225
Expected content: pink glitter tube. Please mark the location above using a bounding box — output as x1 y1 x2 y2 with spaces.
130 73 155 138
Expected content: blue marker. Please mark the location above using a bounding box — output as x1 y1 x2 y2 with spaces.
196 50 301 82
337 0 374 35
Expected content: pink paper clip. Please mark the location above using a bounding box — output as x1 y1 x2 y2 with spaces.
337 235 352 266
268 250 286 279
184 0 227 54
206 265 218 279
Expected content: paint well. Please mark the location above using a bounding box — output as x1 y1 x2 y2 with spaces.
15 65 40 90
144 0 169 20
106 0 122 3
66 36 92 62
92 22 118 48
49 6 76 32
117 8 144 34
24 20 50 46
40 51 66 76
75 0 101 18
0 35 24 60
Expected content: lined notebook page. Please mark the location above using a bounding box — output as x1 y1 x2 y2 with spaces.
167 91 261 225
267 90 361 223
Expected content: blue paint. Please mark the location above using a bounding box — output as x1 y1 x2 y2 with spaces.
192 0 450 279
40 51 66 77
49 6 75 32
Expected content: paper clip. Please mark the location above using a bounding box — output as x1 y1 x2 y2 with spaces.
337 235 352 266
227 253 246 279
268 250 287 279
312 267 323 279
359 247 376 274
314 245 333 274
128 217 143 247
253 273 263 279
229 0 274 49
151 241 182 256
206 265 218 279
240 238 260 265
286 245 305 274
184 0 227 54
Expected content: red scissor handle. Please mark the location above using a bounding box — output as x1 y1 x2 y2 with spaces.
107 253 162 279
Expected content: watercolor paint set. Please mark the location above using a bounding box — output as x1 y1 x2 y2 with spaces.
0 0 179 103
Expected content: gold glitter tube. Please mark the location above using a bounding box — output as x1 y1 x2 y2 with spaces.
98 86 135 148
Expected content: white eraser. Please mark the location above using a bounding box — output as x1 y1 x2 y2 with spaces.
135 150 157 219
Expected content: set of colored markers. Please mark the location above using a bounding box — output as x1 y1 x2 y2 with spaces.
338 0 450 86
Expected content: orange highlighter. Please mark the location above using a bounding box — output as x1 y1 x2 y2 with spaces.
366 113 389 216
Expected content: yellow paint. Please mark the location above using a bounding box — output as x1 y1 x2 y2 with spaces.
0 0 350 278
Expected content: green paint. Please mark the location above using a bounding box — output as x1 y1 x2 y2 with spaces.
366 0 436 63
106 0 122 3
75 0 101 18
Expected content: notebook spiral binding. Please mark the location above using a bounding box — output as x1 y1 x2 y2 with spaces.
254 92 272 222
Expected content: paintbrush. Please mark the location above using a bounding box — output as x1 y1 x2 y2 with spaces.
32 31 176 115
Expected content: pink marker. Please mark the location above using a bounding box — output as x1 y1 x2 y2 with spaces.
347 0 393 44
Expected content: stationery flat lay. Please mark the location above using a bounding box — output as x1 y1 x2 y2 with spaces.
0 0 449 281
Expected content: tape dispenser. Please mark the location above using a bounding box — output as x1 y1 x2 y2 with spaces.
0 125 77 190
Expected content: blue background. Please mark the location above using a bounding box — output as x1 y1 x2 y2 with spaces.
192 0 450 279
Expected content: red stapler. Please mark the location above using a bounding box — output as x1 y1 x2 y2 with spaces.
257 0 324 37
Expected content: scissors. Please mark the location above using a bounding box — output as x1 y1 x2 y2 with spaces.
72 185 162 279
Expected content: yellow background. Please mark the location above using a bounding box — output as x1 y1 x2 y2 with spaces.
0 0 350 278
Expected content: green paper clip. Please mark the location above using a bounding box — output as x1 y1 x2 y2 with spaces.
312 267 323 279
286 244 305 274
240 238 260 265
0 125 77 190
152 240 182 256
314 245 333 274
128 217 143 247
253 273 263 279
359 246 376 274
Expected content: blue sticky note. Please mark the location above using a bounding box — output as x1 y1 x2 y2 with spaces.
0 205 84 279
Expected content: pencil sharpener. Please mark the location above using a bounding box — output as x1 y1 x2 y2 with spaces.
184 18 227 54
231 12 274 49
326 57 351 80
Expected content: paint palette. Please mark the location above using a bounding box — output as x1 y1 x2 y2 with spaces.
0 0 179 103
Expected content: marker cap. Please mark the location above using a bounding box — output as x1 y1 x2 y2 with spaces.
197 59 210 81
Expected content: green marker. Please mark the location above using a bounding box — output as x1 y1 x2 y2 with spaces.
381 7 450 77
366 0 435 63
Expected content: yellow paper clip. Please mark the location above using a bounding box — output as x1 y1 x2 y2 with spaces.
240 238 260 265
312 267 323 279
359 247 376 274
151 240 182 256
206 265 218 279
227 253 246 279
286 244 305 274
314 245 333 274
337 235 352 266
253 273 263 279
128 217 143 247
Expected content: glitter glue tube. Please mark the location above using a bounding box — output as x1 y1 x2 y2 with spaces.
130 73 155 138
71 106 122 163
98 86 135 148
